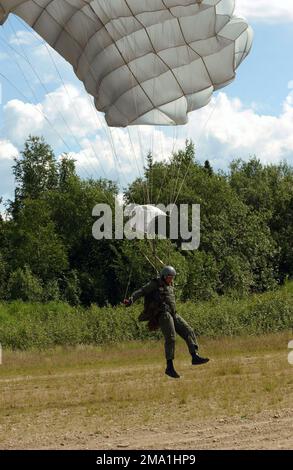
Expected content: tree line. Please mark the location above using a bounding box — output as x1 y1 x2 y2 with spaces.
0 136 292 306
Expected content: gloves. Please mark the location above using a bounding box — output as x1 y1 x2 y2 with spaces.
123 298 133 307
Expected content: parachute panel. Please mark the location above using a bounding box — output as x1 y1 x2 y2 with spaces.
0 0 253 127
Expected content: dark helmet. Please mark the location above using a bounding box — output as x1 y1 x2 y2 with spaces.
160 266 177 278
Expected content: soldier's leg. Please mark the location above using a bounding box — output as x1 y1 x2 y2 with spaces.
158 312 180 378
174 314 209 365
158 311 176 361
173 314 199 356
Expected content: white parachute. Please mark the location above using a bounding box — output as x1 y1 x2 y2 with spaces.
125 204 167 236
0 0 253 127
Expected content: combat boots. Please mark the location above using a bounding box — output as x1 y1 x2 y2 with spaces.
192 353 209 365
165 359 180 379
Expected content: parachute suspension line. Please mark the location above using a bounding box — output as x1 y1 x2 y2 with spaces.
169 127 180 204
167 43 182 207
127 128 144 182
0 71 111 195
171 125 178 160
169 97 190 207
149 51 158 206
152 124 180 268
119 1 146 205
126 127 149 206
6 22 101 182
154 124 177 207
169 131 189 208
3 22 121 209
108 126 131 190
167 125 184 265
171 91 197 209
139 240 164 276
138 128 150 206
16 17 132 192
38 35 120 186
5 20 102 182
144 252 158 275
85 99 129 192
146 47 162 261
149 125 154 205
102 19 146 204
86 4 149 203
0 69 87 171
110 12 148 205
112 127 141 192
150 237 165 269
123 266 133 301
172 96 219 208
0 31 34 103
152 129 180 270
125 238 158 275
154 44 181 208
158 2 206 208
15 18 129 193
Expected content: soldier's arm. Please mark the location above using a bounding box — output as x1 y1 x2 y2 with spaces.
131 279 157 303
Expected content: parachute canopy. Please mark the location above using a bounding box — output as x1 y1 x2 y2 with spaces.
0 0 253 127
125 204 167 235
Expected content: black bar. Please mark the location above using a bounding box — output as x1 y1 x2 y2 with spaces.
0 450 292 466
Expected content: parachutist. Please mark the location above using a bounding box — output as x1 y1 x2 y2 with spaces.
124 265 209 378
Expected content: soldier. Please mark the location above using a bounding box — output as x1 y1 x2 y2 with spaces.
124 266 209 379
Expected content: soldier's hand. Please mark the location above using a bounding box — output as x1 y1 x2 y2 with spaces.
123 298 133 307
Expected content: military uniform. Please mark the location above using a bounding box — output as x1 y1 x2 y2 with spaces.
131 278 198 361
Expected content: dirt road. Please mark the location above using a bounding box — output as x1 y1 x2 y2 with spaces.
1 401 292 450
0 334 292 450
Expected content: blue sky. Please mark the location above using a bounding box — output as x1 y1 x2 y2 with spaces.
0 0 293 204
228 21 293 115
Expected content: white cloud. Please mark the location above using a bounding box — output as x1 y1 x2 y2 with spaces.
0 139 18 161
9 30 39 46
3 84 102 148
3 82 187 182
188 87 293 168
2 82 293 191
235 0 293 23
0 140 18 202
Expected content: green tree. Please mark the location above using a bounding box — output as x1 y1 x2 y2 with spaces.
125 142 278 298
47 170 119 305
204 160 213 176
10 199 68 281
11 136 58 215
229 158 293 281
7 266 43 301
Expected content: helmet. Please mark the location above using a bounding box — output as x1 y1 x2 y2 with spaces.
160 266 177 278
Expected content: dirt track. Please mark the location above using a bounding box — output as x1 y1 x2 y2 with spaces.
100 409 293 450
2 406 292 450
1 335 292 450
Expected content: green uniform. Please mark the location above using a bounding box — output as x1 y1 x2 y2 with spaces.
131 278 198 361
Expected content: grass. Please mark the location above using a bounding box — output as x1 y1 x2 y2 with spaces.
0 281 292 349
0 331 292 449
